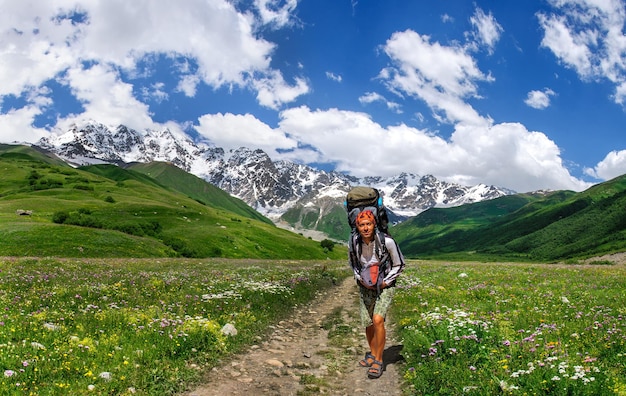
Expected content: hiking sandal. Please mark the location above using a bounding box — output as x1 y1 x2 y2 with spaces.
358 352 375 367
367 360 384 379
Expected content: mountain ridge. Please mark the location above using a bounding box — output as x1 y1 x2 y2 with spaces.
36 121 512 239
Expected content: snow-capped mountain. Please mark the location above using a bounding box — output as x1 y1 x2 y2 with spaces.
35 122 512 225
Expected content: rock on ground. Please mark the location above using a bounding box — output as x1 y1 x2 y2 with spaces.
182 276 405 396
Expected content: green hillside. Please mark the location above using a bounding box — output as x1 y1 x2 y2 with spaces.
0 144 344 260
126 161 272 224
394 176 626 262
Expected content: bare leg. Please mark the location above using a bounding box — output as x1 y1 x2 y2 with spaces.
367 314 385 377
370 314 386 362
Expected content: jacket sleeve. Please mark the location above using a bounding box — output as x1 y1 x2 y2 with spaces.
348 235 362 282
382 236 405 285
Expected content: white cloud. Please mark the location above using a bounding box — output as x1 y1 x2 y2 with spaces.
195 112 296 156
585 149 626 180
380 29 493 127
525 88 557 109
359 92 402 113
0 0 306 137
359 92 384 104
326 71 342 82
59 64 156 129
253 71 310 110
538 0 626 104
0 105 49 143
468 8 503 54
277 106 590 192
253 0 299 28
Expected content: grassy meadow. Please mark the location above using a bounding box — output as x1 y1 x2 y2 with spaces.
3 257 626 395
394 261 626 395
0 257 346 395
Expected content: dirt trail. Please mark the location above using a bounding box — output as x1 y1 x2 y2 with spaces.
183 276 405 396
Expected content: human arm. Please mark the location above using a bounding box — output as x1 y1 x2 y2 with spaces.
381 236 405 287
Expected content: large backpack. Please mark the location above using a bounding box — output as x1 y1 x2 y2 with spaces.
345 186 389 234
345 186 391 292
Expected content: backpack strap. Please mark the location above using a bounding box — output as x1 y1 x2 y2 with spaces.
350 229 391 293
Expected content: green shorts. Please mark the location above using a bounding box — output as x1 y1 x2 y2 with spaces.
359 285 395 327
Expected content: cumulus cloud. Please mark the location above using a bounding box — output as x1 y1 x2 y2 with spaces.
0 0 306 139
585 150 626 180
538 0 626 105
195 112 297 157
277 106 590 192
525 88 556 109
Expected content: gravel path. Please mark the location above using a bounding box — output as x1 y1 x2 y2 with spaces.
182 276 405 395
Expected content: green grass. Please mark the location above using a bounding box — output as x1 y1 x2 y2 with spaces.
394 176 626 262
0 257 349 395
0 145 346 260
393 261 626 395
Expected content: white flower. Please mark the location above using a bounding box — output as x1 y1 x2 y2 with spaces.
458 273 468 278
88 384 95 391
31 342 46 350
4 370 14 377
43 322 59 331
98 372 112 381
561 296 570 304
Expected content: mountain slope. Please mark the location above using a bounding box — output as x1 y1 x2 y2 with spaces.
125 162 272 224
394 176 626 261
0 144 343 260
35 121 512 240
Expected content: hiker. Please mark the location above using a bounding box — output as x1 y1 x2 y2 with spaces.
349 209 405 379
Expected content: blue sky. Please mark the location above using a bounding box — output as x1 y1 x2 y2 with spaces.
1 0 626 193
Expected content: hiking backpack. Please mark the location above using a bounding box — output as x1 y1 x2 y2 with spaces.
345 186 391 291
344 186 390 234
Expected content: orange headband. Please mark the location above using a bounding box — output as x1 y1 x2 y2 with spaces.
356 210 376 225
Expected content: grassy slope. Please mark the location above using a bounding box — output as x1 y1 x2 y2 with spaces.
0 145 345 260
125 161 272 225
395 175 626 261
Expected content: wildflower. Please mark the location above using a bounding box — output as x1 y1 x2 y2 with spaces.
88 384 95 391
458 273 468 278
503 340 511 347
31 342 46 350
98 371 112 381
469 365 476 371
499 380 519 391
43 322 60 331
4 370 14 377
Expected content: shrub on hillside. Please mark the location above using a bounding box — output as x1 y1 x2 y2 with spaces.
320 239 335 252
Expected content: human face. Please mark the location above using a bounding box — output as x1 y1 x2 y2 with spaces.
356 218 375 241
